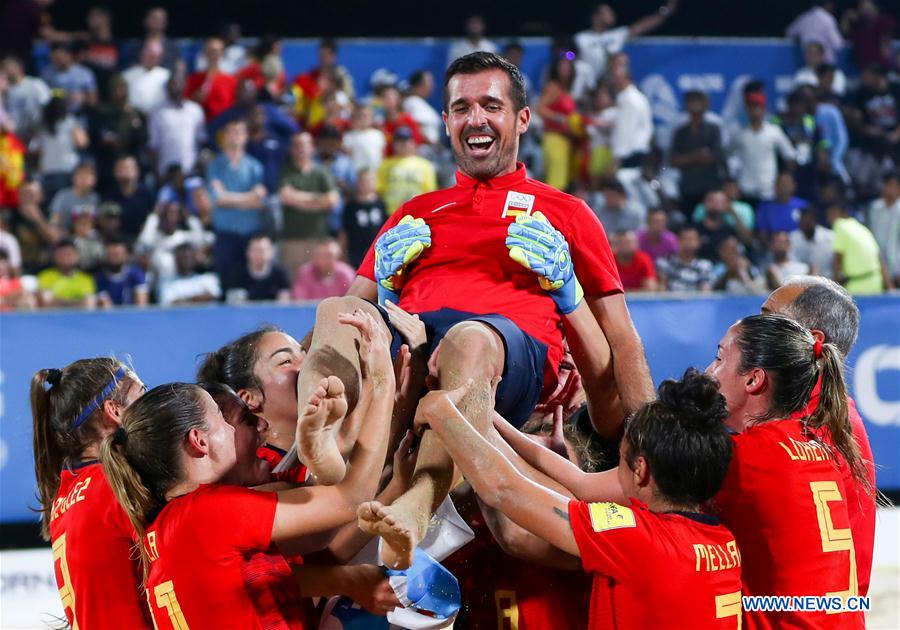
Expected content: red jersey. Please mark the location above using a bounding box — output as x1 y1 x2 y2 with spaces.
144 484 305 630
443 517 589 629
257 443 309 484
359 164 623 387
714 419 865 629
383 114 425 155
184 71 237 120
569 498 743 630
49 462 151 629
615 251 656 290
791 381 876 596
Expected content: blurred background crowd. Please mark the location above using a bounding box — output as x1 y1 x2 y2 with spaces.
0 0 898 312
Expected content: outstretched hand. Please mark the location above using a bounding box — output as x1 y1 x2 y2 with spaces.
413 379 473 434
338 309 393 385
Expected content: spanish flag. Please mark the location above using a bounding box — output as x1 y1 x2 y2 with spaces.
0 131 25 208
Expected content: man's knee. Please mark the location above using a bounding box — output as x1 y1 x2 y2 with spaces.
438 321 504 373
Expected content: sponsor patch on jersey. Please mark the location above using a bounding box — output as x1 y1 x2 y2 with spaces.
501 191 535 218
588 502 636 533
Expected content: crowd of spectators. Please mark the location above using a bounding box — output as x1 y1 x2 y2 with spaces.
0 2 898 311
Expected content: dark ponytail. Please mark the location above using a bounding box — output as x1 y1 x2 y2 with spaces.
624 368 733 507
809 344 869 494
734 314 869 494
100 383 208 582
31 359 135 540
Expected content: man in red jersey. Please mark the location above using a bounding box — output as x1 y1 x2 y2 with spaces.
184 38 236 120
288 52 651 568
760 276 876 596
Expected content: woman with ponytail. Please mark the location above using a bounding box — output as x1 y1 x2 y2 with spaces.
391 368 740 629
706 313 868 629
30 358 150 629
101 309 396 630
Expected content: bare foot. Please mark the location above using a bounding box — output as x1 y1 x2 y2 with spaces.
297 376 349 485
357 500 420 570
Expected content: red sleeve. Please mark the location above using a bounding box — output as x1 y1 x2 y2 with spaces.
712 435 751 519
183 73 202 98
563 199 623 297
357 207 408 279
194 485 278 553
407 117 425 145
567 499 647 581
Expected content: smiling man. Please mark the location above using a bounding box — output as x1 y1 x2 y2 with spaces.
292 52 652 569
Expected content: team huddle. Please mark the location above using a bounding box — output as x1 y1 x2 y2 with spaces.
33 53 876 629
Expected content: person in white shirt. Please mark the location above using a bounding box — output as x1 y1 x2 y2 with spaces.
729 90 796 202
792 41 846 95
122 39 171 115
575 1 677 82
343 103 386 172
147 75 206 177
790 207 834 277
1 56 51 142
786 2 844 63
447 14 498 66
766 230 811 289
192 23 246 75
608 53 653 167
867 171 900 286
402 70 441 145
157 242 221 306
137 200 213 281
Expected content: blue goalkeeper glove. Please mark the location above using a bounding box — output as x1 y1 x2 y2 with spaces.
374 215 432 304
506 211 583 314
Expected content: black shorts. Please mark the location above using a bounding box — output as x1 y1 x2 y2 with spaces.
372 304 547 428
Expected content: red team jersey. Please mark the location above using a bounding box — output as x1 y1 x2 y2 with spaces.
359 164 623 388
714 419 865 629
49 462 151 629
791 380 877 596
143 484 305 630
443 517 590 629
568 498 742 629
257 443 309 484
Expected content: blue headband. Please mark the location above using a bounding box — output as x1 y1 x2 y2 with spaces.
71 367 127 431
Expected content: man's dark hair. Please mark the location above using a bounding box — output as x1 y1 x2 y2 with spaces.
778 276 860 358
624 368 733 506
503 40 524 55
443 51 527 112
742 79 765 97
104 235 129 249
598 178 626 195
53 238 77 251
683 90 708 105
320 38 338 54
409 70 430 89
816 62 837 77
884 170 900 185
677 224 699 237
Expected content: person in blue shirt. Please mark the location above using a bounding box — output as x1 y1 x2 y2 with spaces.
95 236 149 307
206 118 268 280
756 171 810 243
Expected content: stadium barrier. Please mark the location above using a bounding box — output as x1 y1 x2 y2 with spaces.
1 294 897 524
